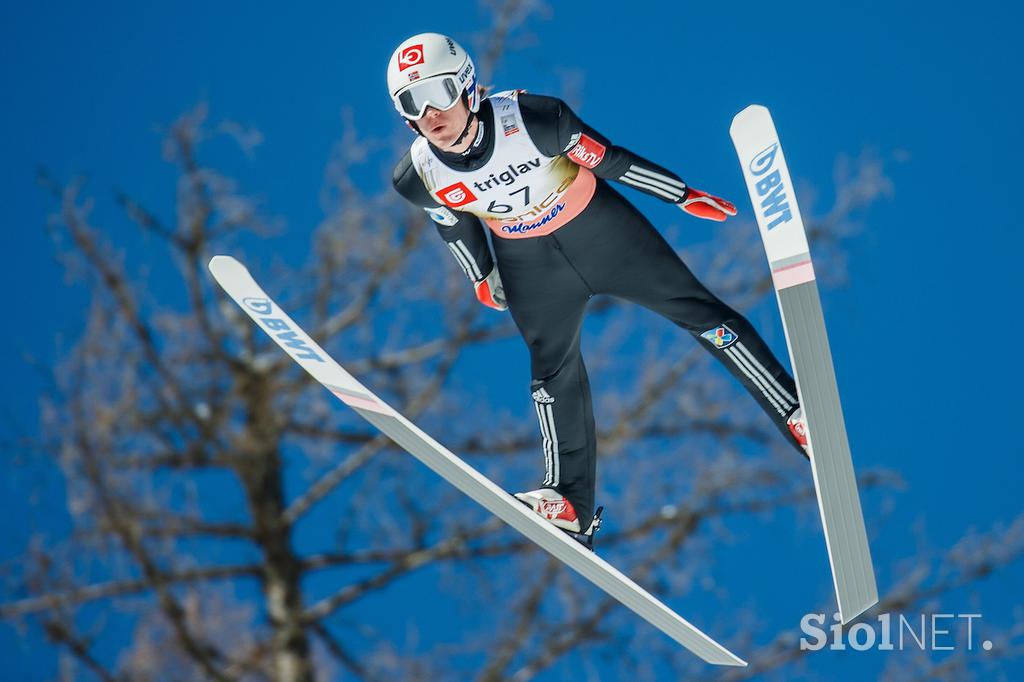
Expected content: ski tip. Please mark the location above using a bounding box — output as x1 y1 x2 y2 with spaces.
209 254 236 270
729 103 770 133
208 254 246 279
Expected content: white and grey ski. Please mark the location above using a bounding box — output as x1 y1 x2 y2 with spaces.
730 105 878 624
208 255 746 667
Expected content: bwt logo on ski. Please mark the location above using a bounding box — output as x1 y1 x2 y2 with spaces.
243 297 272 316
436 182 477 208
242 297 324 363
749 143 793 230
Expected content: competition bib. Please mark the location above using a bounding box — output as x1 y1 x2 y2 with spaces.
411 91 596 239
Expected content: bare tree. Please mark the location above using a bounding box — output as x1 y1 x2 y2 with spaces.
4 5 1022 682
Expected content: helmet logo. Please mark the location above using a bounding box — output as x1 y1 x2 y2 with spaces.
398 44 425 71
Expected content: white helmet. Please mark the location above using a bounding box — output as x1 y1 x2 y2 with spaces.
387 33 480 120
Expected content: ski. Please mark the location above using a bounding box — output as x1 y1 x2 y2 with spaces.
730 105 878 623
208 255 746 667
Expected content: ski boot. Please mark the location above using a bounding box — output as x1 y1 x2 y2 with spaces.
787 406 809 455
514 488 603 551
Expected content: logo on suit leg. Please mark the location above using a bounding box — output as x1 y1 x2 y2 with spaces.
532 387 555 404
701 324 739 349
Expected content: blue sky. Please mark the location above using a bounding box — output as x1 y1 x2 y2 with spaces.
2 1 1022 679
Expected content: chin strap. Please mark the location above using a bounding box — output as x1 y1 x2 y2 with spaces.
447 111 477 149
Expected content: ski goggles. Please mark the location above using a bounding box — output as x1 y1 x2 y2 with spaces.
395 75 463 120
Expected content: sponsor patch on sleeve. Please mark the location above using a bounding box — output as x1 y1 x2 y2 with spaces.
424 205 459 226
566 133 606 169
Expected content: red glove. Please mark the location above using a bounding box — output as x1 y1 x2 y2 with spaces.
678 188 737 222
474 267 508 311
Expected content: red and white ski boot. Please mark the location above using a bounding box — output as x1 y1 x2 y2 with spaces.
787 407 809 455
514 488 603 550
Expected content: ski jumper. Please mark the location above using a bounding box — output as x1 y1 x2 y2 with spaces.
393 91 802 531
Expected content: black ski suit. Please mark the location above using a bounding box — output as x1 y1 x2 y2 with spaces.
393 91 802 531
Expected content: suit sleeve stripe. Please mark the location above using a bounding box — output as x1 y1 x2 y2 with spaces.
453 239 484 281
623 171 687 198
627 165 687 191
620 176 682 202
446 242 475 280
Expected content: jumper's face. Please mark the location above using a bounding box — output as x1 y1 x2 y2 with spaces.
418 99 471 149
